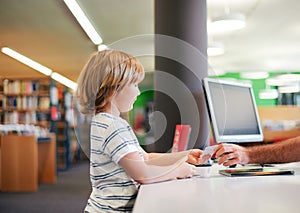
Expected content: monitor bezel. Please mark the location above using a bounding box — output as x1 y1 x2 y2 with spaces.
203 77 264 143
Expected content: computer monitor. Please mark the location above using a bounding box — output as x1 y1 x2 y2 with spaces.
203 77 263 143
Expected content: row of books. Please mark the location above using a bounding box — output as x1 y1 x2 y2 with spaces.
2 79 49 94
2 111 50 124
2 96 50 110
0 124 49 138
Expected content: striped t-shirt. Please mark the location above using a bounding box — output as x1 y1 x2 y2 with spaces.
84 113 144 213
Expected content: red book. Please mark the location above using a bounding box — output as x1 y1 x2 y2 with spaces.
51 106 58 120
172 124 191 152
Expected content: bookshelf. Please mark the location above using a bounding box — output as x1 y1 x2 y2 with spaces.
258 106 300 142
1 78 51 127
51 84 73 170
0 77 73 171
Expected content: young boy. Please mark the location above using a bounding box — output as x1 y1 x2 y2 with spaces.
76 50 204 212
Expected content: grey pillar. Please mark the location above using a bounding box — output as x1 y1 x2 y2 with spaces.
153 0 209 152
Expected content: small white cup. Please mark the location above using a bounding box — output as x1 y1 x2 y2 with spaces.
195 166 211 178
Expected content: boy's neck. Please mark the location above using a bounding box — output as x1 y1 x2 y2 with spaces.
105 103 120 117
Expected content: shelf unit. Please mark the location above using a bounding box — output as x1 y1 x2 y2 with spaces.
258 106 300 142
48 81 72 170
0 77 73 171
1 77 51 127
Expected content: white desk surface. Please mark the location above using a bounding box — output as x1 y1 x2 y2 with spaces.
133 162 300 213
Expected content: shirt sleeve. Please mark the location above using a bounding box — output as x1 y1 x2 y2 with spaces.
103 119 141 164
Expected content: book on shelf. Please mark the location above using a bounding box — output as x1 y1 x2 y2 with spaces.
3 79 40 94
171 124 192 152
1 79 52 125
3 96 41 109
4 111 39 124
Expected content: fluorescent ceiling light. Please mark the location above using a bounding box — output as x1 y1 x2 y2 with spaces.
64 0 102 45
51 72 77 91
259 89 278 99
240 72 269 79
209 13 246 33
1 47 52 76
1 47 77 90
207 42 225 56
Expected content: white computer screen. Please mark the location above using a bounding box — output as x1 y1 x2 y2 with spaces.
203 78 263 143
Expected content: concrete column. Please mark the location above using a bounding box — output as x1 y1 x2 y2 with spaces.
153 0 209 152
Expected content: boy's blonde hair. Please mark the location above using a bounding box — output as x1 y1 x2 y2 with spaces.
76 50 144 114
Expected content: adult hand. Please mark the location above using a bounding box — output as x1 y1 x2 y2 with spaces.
213 144 250 167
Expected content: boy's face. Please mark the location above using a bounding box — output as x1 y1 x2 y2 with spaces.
113 83 140 112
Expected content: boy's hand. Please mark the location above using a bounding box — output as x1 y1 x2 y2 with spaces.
186 149 203 165
176 162 196 179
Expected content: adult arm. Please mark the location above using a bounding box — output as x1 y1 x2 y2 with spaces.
213 136 300 166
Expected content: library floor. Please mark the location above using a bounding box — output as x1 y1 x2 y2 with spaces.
0 160 91 213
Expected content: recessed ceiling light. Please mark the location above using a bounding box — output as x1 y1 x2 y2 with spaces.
207 42 225 56
266 74 300 86
240 72 269 79
209 13 246 33
278 84 300 94
259 89 278 99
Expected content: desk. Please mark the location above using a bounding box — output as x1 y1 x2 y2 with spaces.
133 163 300 213
0 134 56 192
38 134 56 184
0 135 38 192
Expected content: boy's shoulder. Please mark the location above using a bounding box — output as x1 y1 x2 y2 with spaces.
94 113 129 128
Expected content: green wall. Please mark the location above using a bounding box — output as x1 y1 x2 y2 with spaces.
215 71 300 106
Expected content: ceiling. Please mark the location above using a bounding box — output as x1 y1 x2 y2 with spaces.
1 0 300 83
